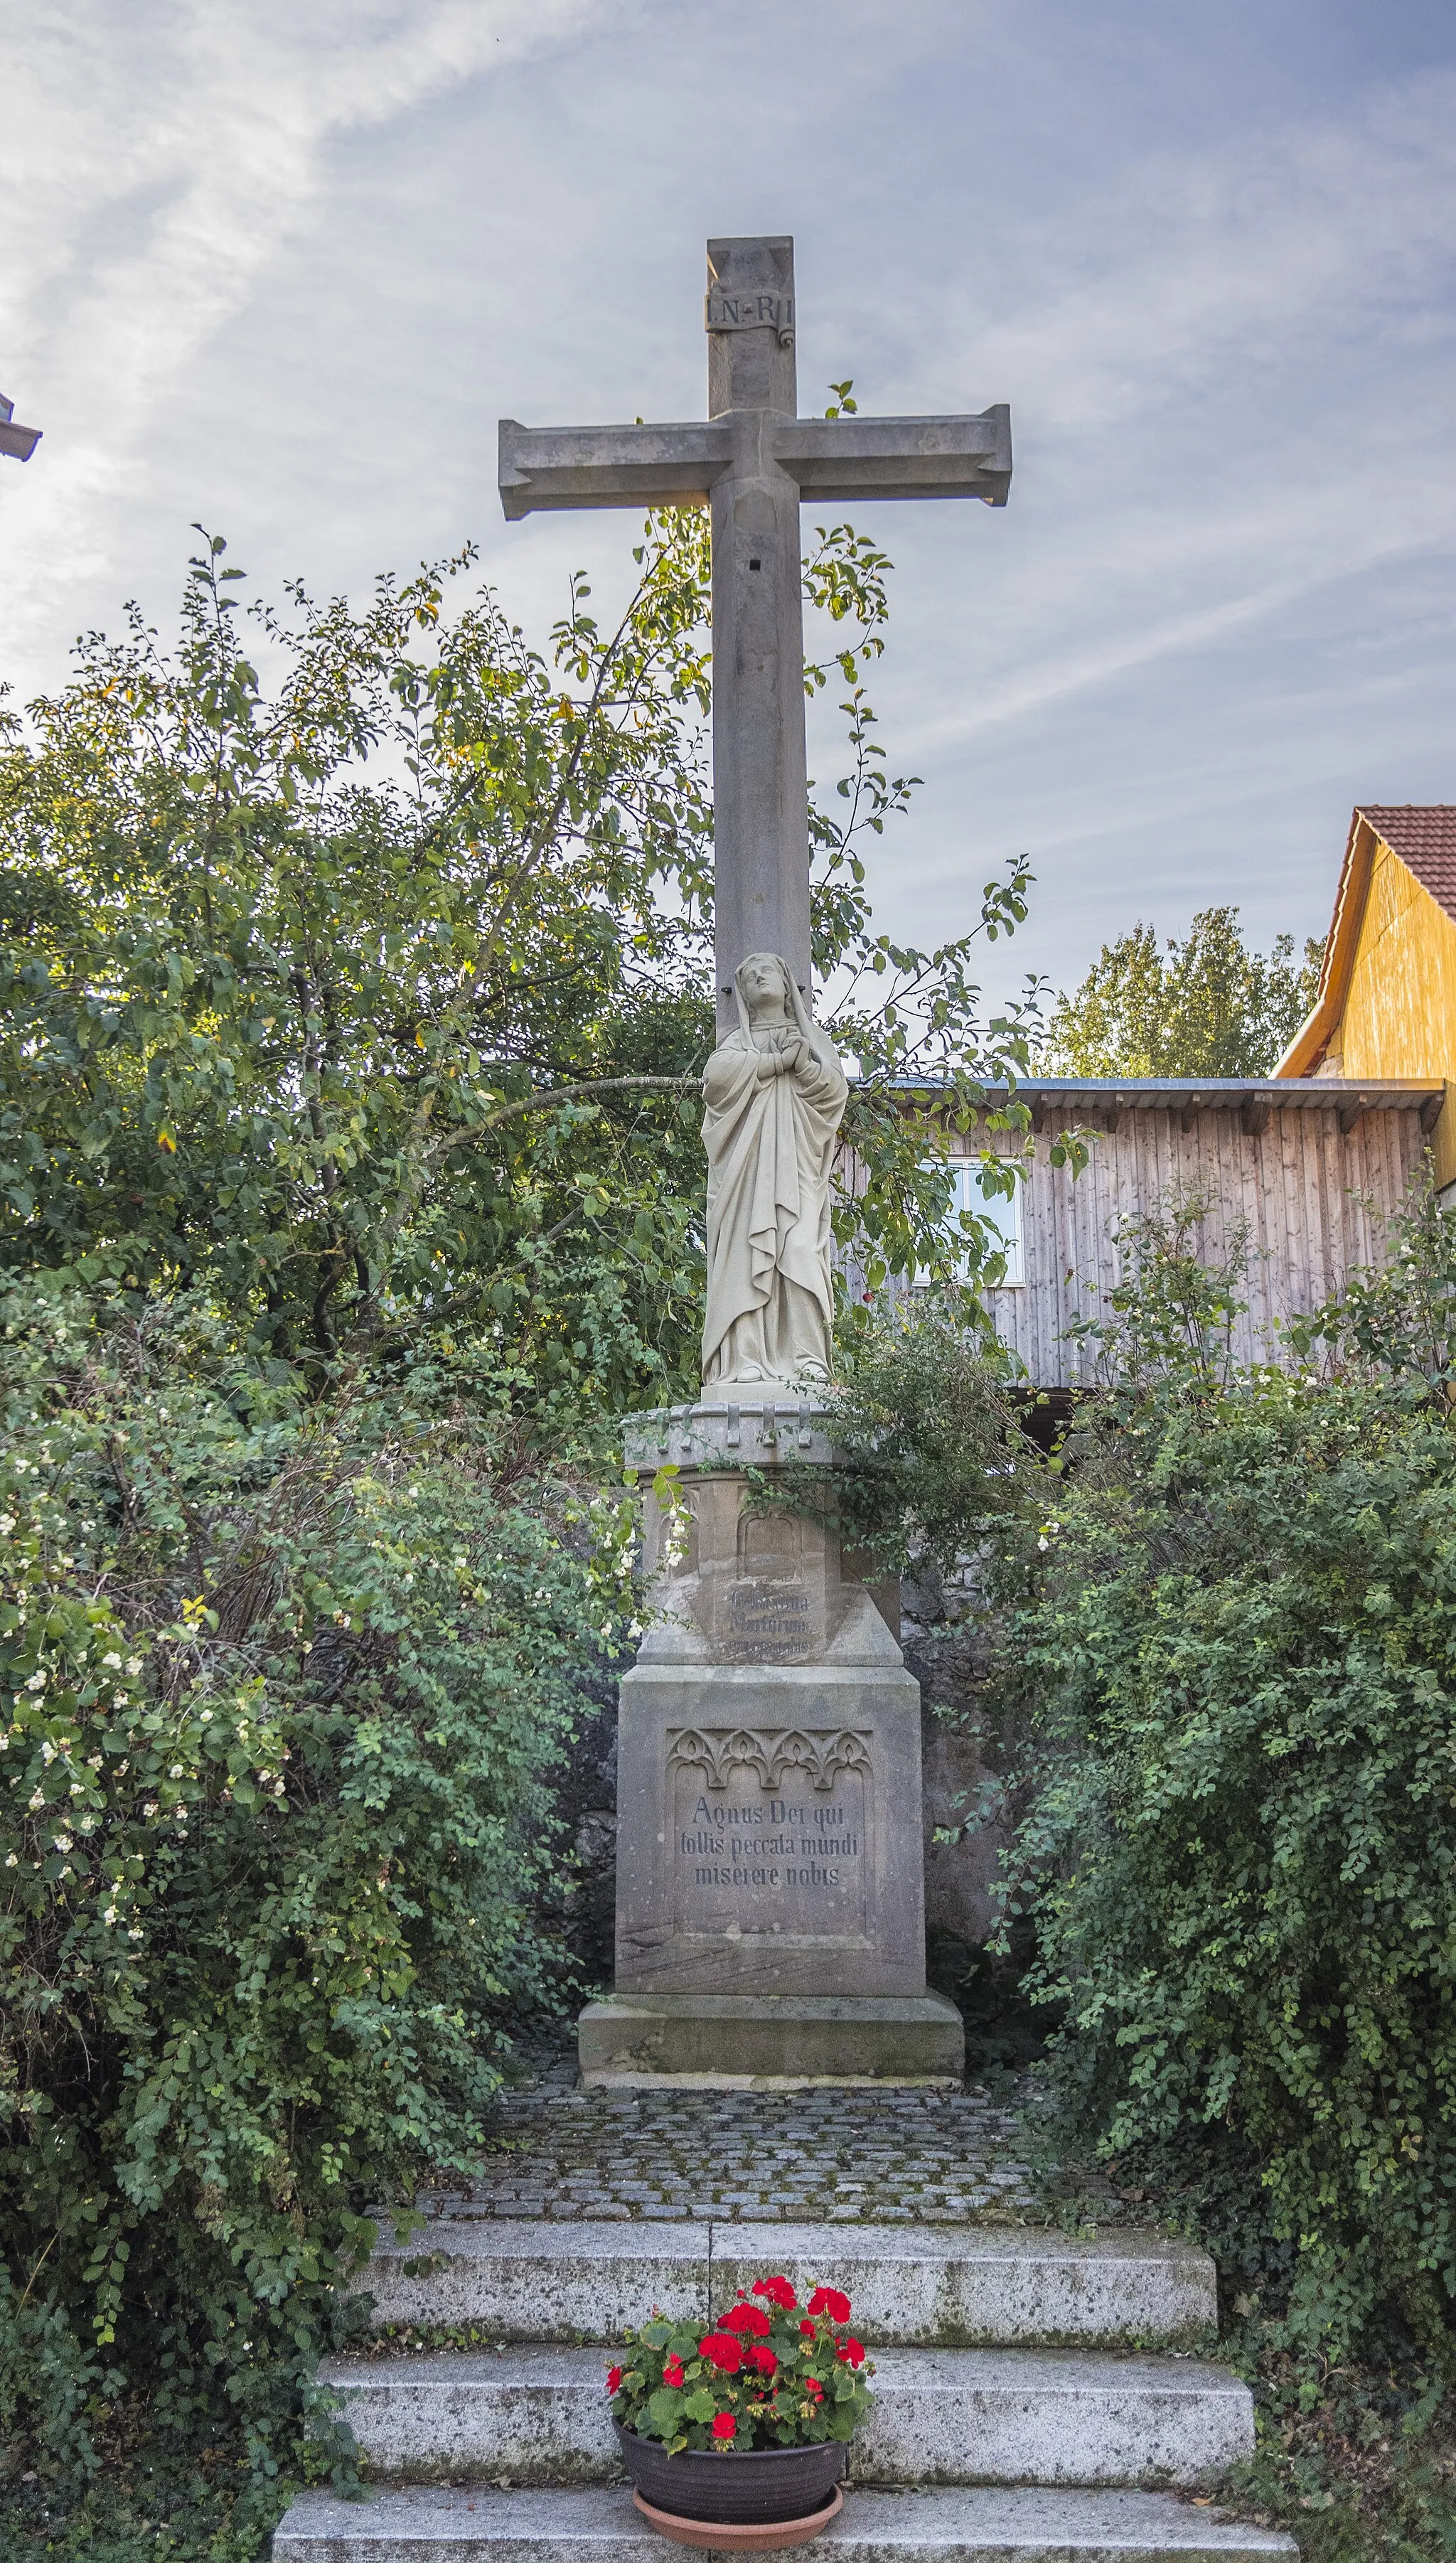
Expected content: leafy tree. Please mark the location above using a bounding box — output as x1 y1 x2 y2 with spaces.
749 1295 1036 1579
1041 906 1322 1079
0 518 1046 1413
798 1187 1456 2395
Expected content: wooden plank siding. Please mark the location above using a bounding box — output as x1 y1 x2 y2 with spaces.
838 1081 1438 1389
1340 843 1456 1091
1275 812 1456 1187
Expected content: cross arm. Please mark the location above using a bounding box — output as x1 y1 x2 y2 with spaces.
499 418 732 519
772 406 1011 506
0 392 41 464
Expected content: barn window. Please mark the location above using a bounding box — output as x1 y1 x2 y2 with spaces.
916 1157 1024 1288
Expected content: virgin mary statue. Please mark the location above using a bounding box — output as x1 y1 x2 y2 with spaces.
702 951 849 1388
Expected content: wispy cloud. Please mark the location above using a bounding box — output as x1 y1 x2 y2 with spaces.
877 62 1456 796
0 0 1450 990
0 0 605 651
959 66 1456 427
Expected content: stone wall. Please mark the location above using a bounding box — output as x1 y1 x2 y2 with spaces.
901 1563 1017 1982
547 1673 619 1989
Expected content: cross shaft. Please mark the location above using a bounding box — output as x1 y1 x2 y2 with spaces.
499 237 1010 1020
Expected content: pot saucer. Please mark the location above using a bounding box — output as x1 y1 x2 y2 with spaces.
631 2483 843 2550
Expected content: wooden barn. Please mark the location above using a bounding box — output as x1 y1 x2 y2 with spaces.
865 807 1456 1390
1275 806 1456 1189
933 1074 1439 1388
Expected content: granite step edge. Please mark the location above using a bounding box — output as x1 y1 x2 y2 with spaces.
352 2220 1217 2348
315 2344 1255 2489
270 2482 1296 2560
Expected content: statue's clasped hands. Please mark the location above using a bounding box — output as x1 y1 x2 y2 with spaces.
756 1029 805 1079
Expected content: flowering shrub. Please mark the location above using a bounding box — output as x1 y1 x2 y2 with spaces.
608 2276 874 2452
0 1278 628 2472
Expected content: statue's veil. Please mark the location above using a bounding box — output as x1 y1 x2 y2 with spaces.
732 951 835 1067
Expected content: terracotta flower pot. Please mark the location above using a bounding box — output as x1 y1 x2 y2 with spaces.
614 2422 846 2525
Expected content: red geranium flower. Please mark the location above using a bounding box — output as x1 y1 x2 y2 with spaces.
698 2331 744 2374
836 2337 866 2368
606 2365 623 2395
752 2275 798 2310
803 2375 824 2401
807 2286 852 2323
799 2319 817 2340
663 2355 685 2388
712 2412 737 2441
721 2301 772 2338
745 2344 778 2377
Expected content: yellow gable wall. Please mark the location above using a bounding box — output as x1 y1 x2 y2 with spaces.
1339 840 1456 1185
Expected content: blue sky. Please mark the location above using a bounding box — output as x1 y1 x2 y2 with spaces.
1 0 1452 1011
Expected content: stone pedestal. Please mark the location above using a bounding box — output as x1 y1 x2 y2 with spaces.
579 1400 964 2087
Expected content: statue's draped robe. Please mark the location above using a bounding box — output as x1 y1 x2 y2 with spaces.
702 1010 849 1386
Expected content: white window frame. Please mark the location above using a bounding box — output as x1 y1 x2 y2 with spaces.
916 1155 1024 1289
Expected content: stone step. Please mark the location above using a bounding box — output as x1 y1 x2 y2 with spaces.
271 2483 1295 2561
713 2225 1216 2352
357 2219 1216 2348
319 2345 1253 2488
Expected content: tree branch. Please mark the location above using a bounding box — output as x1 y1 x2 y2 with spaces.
422 1073 696 1165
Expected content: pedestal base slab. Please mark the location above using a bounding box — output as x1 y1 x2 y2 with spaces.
577 1991 965 2087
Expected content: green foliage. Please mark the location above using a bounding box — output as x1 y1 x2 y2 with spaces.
0 500 1053 2495
1211 2369 1456 2563
764 1295 1037 1578
0 1273 628 2471
997 1184 1456 2372
1 2454 295 2563
0 523 717 1405
1042 906 1322 1079
0 518 1045 1399
1064 1184 1253 1400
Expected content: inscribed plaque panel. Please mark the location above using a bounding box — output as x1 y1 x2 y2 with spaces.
670 1760 869 1941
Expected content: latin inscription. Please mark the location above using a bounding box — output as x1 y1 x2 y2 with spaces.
671 1766 868 1939
725 1580 813 1663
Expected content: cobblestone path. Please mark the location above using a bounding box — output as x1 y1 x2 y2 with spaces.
418 2047 1112 2228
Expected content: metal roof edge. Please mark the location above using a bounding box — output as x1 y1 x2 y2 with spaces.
877 1075 1442 1104
879 1074 1444 1093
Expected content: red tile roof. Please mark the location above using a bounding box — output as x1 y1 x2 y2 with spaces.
1359 806 1456 923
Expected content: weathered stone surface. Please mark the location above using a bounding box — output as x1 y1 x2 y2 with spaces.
272 2481 1295 2561
319 2348 616 2484
613 1656 924 2001
621 1403 840 1477
609 1390 933 2067
350 2216 1216 2351
700 956 847 1390
623 1405 899 1670
353 2221 710 2335
604 1368 938 2085
578 1994 964 2086
498 237 1011 1022
614 1644 924 1978
709 2224 1218 2349
274 2483 648 2563
854 2349 1253 2488
321 2343 1250 2489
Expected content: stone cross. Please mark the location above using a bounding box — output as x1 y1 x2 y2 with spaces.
499 235 1010 1027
